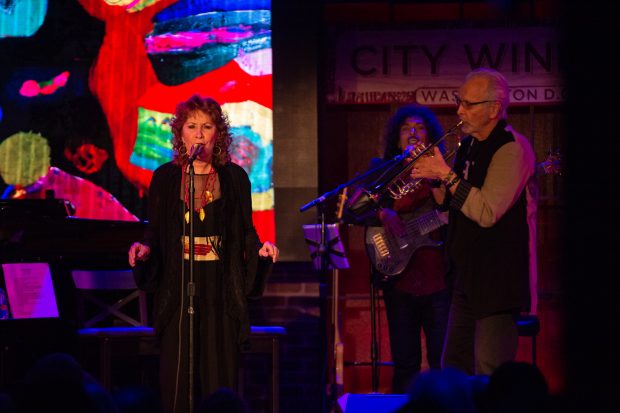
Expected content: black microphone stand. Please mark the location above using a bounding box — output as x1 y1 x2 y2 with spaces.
187 159 197 413
300 159 400 404
302 193 346 413
299 155 401 215
369 263 380 393
317 204 330 413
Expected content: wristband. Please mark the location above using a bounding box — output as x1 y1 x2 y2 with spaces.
442 169 456 184
445 175 461 189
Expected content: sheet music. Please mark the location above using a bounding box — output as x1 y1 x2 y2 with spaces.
1 263 59 319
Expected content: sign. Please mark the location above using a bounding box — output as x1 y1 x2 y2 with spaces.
328 27 564 106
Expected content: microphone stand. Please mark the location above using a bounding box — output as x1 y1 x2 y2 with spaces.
302 192 344 413
300 159 401 404
369 263 380 393
187 159 197 413
317 204 329 413
299 155 401 214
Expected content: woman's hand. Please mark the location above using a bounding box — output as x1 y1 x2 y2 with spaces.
128 242 151 267
259 241 279 262
379 207 406 238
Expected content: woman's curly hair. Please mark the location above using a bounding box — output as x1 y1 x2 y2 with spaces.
382 104 444 160
170 94 232 167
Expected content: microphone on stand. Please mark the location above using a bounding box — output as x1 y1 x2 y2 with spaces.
185 142 204 413
187 143 204 162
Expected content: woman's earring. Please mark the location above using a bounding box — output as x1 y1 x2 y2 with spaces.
178 145 187 155
213 145 222 155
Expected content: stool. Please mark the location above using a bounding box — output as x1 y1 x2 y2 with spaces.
516 314 540 365
78 326 156 390
72 269 157 390
240 325 286 413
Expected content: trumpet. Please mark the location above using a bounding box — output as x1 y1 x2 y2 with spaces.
373 121 463 200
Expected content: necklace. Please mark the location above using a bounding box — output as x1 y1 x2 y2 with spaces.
183 167 217 223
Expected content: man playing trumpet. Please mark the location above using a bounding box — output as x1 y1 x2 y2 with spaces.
411 68 537 376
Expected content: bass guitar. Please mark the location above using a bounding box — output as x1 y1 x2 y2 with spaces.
365 209 448 279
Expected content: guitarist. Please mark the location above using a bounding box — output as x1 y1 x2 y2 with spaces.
371 104 451 394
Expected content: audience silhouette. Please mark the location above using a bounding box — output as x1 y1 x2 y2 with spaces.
198 388 250 413
0 350 561 413
14 352 116 413
481 361 550 413
112 385 163 413
393 361 556 413
0 352 263 413
396 368 478 413
0 391 16 413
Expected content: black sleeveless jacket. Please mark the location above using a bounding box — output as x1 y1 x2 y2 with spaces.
447 120 530 318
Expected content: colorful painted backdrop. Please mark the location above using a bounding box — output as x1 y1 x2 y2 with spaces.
0 0 275 242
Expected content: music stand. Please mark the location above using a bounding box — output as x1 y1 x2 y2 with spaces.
303 224 350 271
304 223 349 409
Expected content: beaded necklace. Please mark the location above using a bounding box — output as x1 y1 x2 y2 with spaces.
183 167 217 223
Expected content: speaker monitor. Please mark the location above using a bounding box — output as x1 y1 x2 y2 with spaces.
338 393 408 413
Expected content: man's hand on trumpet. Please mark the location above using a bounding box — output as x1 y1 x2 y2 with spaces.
412 146 462 195
411 147 451 181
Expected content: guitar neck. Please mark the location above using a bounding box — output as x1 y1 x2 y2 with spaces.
367 208 446 277
405 210 444 236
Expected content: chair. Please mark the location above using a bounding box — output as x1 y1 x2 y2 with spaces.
516 314 540 365
71 269 156 390
239 325 287 413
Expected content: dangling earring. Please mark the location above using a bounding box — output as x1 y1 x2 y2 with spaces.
213 145 222 155
178 144 187 155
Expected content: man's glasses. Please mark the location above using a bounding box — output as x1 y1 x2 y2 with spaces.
454 96 497 109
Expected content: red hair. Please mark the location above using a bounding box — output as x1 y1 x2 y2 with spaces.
169 94 232 167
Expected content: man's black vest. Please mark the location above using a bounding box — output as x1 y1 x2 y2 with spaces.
447 120 530 318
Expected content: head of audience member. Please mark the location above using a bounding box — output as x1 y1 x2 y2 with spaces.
383 104 445 160
469 374 491 412
198 387 249 413
456 68 509 141
0 392 16 413
397 368 478 413
482 361 549 413
112 385 162 413
16 352 116 413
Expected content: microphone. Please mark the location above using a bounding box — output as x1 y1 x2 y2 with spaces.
187 143 204 162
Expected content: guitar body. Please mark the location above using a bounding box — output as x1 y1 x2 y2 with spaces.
365 209 446 278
